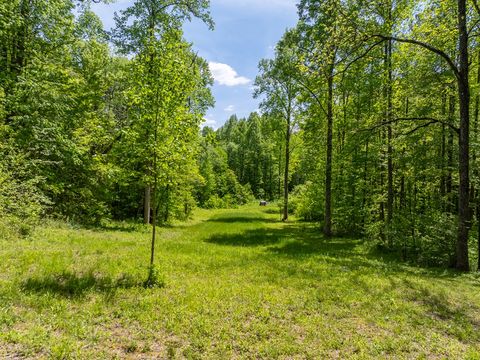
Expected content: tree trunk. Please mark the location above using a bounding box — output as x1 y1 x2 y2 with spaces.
148 100 160 281
324 71 334 236
144 186 151 224
278 143 283 198
440 92 446 200
164 184 170 223
447 95 455 212
283 119 291 221
455 0 470 271
400 97 408 210
386 39 394 232
475 50 480 271
362 138 369 228
150 181 157 267
441 132 446 201
478 201 480 271
269 154 273 200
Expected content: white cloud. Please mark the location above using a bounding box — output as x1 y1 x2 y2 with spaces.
224 105 235 112
208 62 251 87
202 115 217 129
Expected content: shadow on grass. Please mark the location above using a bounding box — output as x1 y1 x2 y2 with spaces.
271 231 468 281
91 223 145 233
21 271 140 298
206 229 284 246
261 208 281 215
268 227 361 257
89 221 189 233
206 220 480 340
205 223 359 254
398 277 480 341
205 220 465 280
402 277 478 316
206 216 277 224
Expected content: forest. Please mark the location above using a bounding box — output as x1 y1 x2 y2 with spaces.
2 0 480 358
2 0 480 270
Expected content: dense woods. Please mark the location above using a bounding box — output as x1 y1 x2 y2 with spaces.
2 0 480 272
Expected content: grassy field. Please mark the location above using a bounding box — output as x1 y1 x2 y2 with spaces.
1 205 480 359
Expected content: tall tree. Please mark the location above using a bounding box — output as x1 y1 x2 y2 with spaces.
113 0 213 283
369 0 471 270
112 0 212 225
255 38 302 221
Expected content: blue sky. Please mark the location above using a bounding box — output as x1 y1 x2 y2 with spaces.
90 0 298 129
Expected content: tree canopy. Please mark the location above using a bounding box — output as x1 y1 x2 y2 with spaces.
2 0 480 272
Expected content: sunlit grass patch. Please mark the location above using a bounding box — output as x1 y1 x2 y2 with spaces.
1 204 480 358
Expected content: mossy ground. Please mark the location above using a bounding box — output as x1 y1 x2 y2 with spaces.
1 205 480 359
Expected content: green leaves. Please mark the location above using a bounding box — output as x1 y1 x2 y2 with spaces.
111 0 213 56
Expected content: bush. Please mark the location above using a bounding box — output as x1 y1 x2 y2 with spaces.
204 195 224 209
289 182 323 221
366 209 457 267
236 184 255 205
157 185 198 223
173 192 197 221
202 175 254 210
204 194 238 209
0 150 48 238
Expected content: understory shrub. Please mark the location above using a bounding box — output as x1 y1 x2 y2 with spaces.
366 210 457 267
203 183 253 209
289 182 323 221
0 151 48 238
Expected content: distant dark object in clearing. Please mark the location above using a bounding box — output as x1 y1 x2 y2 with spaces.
259 201 268 206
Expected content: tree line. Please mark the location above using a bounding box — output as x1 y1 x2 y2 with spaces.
2 0 480 272
252 0 480 271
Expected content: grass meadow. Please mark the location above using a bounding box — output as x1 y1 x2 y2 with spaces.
1 205 480 359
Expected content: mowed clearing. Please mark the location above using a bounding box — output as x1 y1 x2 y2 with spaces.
1 205 480 359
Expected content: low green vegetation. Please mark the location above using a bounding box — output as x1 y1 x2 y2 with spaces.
1 205 479 359
3 0 480 272
3 1 480 357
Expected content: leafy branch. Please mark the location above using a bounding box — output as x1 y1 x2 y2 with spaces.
362 117 460 135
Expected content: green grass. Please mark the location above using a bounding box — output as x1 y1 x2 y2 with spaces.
1 205 480 359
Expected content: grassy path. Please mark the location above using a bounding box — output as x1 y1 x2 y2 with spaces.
1 205 480 358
